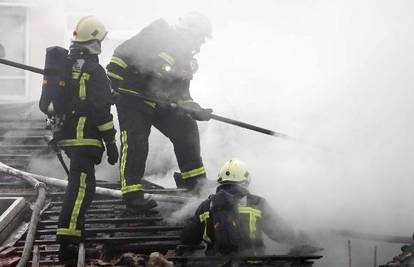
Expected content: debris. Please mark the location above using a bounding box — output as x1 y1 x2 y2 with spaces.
118 252 145 267
89 259 116 266
147 252 173 267
0 256 20 267
380 244 414 267
0 247 16 258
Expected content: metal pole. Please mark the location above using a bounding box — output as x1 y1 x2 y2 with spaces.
0 161 187 204
16 184 47 267
31 245 39 267
0 58 288 139
373 246 377 267
0 58 44 74
348 240 352 267
115 90 288 138
77 242 85 267
210 114 288 138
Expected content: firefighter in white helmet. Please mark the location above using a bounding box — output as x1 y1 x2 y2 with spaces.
176 12 212 54
106 12 213 212
43 16 118 262
181 159 321 258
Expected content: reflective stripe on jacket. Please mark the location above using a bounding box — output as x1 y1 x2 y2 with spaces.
58 54 115 149
196 193 266 254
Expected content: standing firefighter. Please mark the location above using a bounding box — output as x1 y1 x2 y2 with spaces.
39 16 118 260
106 12 213 211
181 159 318 256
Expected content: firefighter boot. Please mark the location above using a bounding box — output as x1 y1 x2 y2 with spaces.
123 191 157 212
174 172 214 195
58 243 79 264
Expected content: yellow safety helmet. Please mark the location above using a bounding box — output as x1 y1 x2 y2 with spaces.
178 12 212 40
73 16 107 42
218 159 251 185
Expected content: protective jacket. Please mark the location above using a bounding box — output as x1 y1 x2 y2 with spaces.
181 183 312 256
57 45 116 157
106 18 195 103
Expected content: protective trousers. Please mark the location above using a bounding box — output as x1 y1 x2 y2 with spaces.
116 99 206 198
56 151 96 245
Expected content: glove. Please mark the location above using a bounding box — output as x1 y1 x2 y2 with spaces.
177 101 213 121
105 141 119 165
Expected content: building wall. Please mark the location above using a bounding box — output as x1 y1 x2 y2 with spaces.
0 0 187 102
27 0 66 100
0 0 65 102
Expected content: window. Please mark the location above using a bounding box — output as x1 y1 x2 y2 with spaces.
0 7 27 97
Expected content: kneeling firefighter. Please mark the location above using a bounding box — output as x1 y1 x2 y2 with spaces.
181 159 318 256
39 16 118 260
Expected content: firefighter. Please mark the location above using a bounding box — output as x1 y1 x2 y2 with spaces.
106 12 213 211
49 16 119 260
180 159 319 256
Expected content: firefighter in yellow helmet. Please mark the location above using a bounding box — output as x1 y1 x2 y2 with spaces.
181 159 320 257
40 16 118 261
106 12 213 211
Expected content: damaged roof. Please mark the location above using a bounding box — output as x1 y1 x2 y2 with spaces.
0 102 321 267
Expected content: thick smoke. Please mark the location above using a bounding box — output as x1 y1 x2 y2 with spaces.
13 0 414 265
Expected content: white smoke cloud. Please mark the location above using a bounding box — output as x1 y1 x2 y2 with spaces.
11 0 414 265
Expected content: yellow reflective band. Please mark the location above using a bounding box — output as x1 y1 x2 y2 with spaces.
144 101 156 108
120 131 128 189
76 116 86 139
199 211 210 222
181 166 206 179
72 71 80 79
97 121 114 132
117 88 155 108
59 80 66 87
118 87 140 95
56 228 81 237
238 206 262 217
199 211 212 243
43 80 47 85
107 71 124 81
69 172 87 231
238 205 262 239
79 73 90 101
159 52 175 66
111 56 128 68
58 116 104 148
121 184 143 194
57 139 103 148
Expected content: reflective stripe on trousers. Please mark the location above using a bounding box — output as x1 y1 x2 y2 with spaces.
56 172 87 237
120 130 143 194
181 166 206 180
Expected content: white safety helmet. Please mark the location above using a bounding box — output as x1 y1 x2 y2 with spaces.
218 159 251 186
73 16 107 42
177 12 212 41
